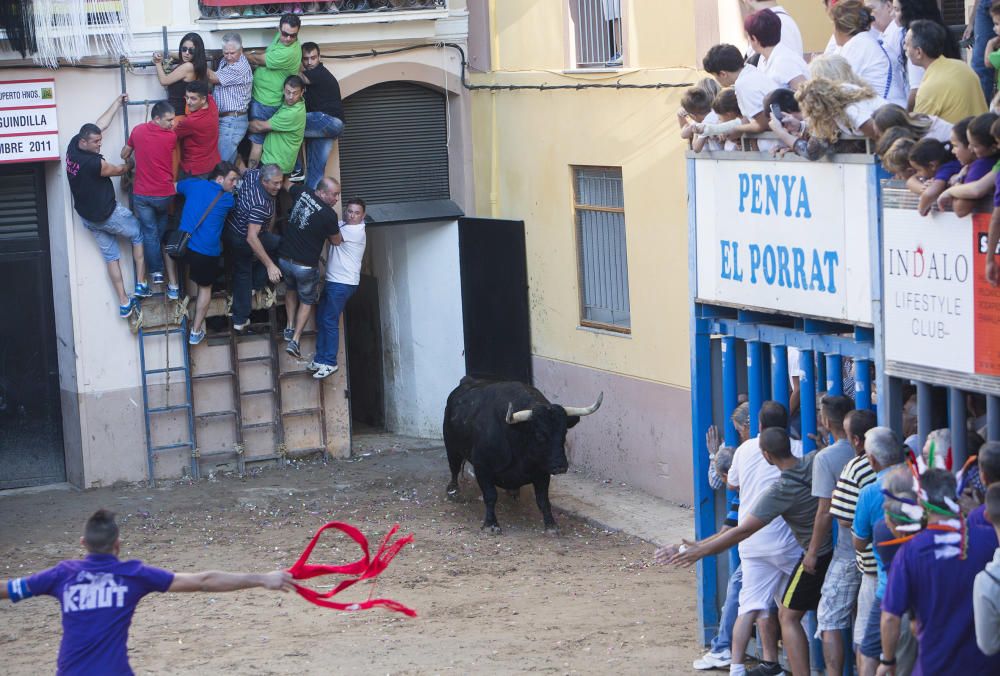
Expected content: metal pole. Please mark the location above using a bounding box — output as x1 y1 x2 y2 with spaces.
800 350 817 453
917 381 933 454
815 352 826 401
854 359 872 411
748 341 763 437
722 336 738 447
949 387 967 471
825 353 843 396
988 395 1000 443
770 344 789 409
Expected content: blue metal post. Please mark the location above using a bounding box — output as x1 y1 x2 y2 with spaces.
748 341 764 437
949 387 967 471
825 353 843 396
917 381 933 453
800 350 817 453
722 337 739 446
989 396 1000 442
854 359 872 410
771 344 789 409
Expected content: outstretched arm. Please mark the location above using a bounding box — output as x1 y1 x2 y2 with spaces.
96 94 128 132
662 515 766 567
168 569 294 593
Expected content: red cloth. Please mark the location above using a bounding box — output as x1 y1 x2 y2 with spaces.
287 521 417 617
127 121 176 197
175 95 221 176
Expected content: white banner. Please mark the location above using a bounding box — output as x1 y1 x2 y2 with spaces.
882 208 975 373
694 159 873 324
0 79 58 163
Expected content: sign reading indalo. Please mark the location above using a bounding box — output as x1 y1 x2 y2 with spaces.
882 209 1000 377
0 79 58 163
694 158 874 324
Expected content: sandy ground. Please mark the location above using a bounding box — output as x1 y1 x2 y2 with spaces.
0 437 702 675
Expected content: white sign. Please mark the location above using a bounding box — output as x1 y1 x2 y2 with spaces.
0 79 58 163
694 159 874 324
882 208 975 373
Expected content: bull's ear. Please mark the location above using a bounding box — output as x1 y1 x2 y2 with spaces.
566 416 581 429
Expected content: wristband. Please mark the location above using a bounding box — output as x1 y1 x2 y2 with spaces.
879 654 896 666
7 578 32 603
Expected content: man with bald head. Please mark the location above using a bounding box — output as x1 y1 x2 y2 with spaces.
277 177 341 360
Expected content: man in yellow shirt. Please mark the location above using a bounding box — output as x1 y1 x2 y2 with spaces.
908 19 987 123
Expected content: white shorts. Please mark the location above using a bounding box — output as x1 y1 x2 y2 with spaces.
853 573 877 647
738 553 798 616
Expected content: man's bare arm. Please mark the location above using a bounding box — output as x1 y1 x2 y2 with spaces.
96 95 128 133
168 570 294 593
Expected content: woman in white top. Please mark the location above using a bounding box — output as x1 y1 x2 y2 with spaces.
746 8 809 90
830 1 903 105
870 103 952 142
797 76 885 141
871 0 910 105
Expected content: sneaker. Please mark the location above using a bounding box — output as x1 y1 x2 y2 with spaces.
119 299 135 318
189 329 205 345
151 272 164 285
286 339 302 359
134 282 153 298
292 3 304 13
313 363 339 379
222 7 241 17
261 286 277 308
746 660 783 676
693 649 731 670
233 320 250 333
288 168 305 183
306 360 321 372
166 285 180 301
283 327 295 342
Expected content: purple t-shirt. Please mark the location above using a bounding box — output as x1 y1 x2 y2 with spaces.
969 504 990 529
933 159 962 183
963 156 998 184
7 554 174 675
882 526 1000 675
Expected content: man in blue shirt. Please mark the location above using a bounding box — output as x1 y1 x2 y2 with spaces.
1 509 292 675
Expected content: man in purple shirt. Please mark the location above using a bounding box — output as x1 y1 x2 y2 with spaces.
1 509 292 675
879 469 1000 675
969 441 1000 530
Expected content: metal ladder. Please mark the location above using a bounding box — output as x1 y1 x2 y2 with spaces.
138 306 198 485
278 327 329 458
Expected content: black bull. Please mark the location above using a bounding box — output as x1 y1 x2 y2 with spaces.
442 377 603 533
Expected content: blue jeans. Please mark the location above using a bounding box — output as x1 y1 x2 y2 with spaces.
301 113 344 189
248 100 279 145
315 280 357 367
710 563 742 654
80 204 143 262
133 194 172 275
218 113 249 164
224 228 281 325
973 0 996 102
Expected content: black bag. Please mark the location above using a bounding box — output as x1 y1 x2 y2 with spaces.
165 190 223 260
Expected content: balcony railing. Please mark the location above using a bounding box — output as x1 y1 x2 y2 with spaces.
198 0 444 20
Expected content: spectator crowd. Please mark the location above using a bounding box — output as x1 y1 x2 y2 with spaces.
679 0 1000 286
64 14 361 378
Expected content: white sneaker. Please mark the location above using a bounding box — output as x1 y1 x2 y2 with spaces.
313 364 339 379
693 649 731 670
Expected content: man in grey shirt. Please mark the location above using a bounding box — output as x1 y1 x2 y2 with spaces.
975 483 1000 656
667 427 832 676
805 395 857 676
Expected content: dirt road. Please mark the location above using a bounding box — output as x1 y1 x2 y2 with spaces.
0 437 702 674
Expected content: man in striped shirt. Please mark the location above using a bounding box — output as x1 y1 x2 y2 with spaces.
212 32 253 164
829 410 877 659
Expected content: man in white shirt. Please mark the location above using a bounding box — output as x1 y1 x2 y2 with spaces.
310 196 367 379
720 401 803 676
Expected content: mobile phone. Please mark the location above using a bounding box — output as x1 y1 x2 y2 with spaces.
770 103 783 121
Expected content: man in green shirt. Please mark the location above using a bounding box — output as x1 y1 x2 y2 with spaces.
249 76 306 175
247 13 302 168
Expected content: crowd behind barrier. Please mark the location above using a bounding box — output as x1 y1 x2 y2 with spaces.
671 2 1000 675
66 13 361 379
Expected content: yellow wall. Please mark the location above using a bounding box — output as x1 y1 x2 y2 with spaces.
473 1 702 390
778 0 833 54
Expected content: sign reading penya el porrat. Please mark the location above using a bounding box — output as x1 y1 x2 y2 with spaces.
0 79 58 163
694 160 873 324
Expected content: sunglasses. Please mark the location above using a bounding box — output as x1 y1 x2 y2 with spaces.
180 46 195 54
280 30 298 39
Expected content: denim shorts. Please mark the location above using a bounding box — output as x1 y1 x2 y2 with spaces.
81 204 142 262
248 99 279 146
859 595 883 658
278 257 321 305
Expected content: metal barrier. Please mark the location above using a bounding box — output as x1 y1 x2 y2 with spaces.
687 149 1000 658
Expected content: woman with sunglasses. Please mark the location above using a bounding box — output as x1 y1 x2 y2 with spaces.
153 33 213 116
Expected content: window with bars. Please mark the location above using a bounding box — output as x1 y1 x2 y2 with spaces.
573 166 631 332
571 0 623 68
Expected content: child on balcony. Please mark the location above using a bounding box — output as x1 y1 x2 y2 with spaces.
677 78 722 153
907 137 960 215
938 113 1000 217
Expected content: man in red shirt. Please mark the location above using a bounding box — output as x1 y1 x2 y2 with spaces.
121 101 177 293
175 81 221 180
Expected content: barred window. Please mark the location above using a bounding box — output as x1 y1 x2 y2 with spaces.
573 166 631 332
571 0 624 68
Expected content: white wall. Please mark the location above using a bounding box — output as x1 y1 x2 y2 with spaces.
368 220 466 438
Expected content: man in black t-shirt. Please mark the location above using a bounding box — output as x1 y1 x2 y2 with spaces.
298 42 345 190
277 176 341 359
65 96 152 318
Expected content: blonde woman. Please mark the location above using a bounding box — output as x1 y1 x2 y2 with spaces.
796 76 883 142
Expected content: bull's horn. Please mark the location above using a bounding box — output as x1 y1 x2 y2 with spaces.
505 402 533 424
562 392 604 418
